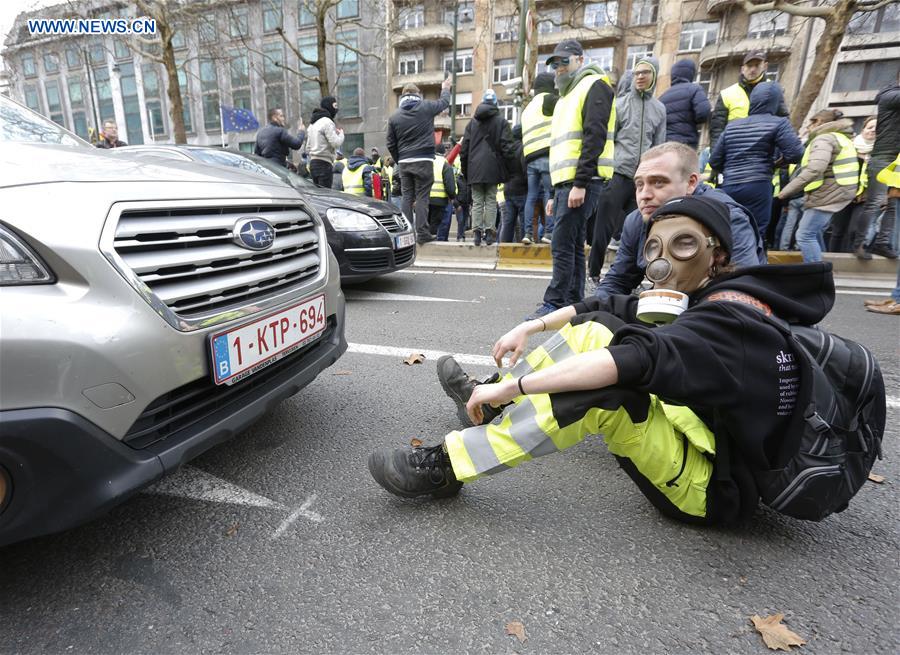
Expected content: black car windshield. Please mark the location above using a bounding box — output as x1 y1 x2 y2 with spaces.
0 96 88 147
188 148 317 191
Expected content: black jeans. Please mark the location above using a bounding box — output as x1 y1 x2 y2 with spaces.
309 159 334 188
858 157 897 251
588 173 635 278
399 160 435 241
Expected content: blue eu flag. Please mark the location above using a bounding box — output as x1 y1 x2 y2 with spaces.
221 105 260 133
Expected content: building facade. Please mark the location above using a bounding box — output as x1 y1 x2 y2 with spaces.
2 0 389 153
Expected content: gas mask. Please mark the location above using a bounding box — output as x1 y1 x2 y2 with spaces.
637 216 720 325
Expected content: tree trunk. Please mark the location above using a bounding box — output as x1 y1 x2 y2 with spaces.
161 25 187 144
316 3 330 97
789 0 857 130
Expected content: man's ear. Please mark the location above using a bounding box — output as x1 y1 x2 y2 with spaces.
687 172 700 192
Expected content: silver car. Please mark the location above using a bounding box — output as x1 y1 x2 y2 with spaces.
0 96 347 546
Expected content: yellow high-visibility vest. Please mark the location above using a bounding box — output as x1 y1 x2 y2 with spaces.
521 92 552 158
430 157 448 199
876 154 900 189
496 184 505 203
383 165 394 186
549 73 616 186
341 165 366 195
720 83 750 122
703 162 717 188
801 132 859 192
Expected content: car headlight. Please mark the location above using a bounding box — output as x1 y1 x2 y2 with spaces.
0 224 54 285
325 208 379 232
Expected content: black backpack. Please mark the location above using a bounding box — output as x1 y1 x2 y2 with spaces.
711 292 886 521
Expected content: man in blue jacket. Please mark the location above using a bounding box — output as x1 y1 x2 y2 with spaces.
595 142 763 304
709 82 803 243
659 59 710 149
254 107 306 168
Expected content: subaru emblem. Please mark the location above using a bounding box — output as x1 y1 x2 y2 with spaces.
233 217 275 251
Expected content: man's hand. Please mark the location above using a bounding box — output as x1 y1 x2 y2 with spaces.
777 192 786 201
297 117 305 131
568 186 586 209
441 76 452 92
466 379 519 425
546 198 554 216
491 323 535 367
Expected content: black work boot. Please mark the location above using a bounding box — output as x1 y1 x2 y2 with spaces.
368 443 462 499
436 355 502 427
473 229 482 247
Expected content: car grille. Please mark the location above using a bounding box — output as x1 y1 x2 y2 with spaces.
123 319 336 449
373 213 408 234
112 204 320 319
394 244 415 266
346 249 391 272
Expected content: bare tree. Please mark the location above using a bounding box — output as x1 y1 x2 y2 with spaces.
737 0 895 128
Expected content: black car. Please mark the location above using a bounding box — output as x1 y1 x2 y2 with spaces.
111 146 416 283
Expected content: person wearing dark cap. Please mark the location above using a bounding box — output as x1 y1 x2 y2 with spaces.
709 51 789 151
525 39 616 320
307 96 344 188
368 195 850 529
519 72 559 244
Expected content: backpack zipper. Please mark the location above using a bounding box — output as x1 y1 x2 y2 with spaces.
770 465 841 509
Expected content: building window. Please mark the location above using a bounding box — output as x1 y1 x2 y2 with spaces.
263 0 283 33
117 63 144 144
239 142 255 153
43 53 59 74
44 79 65 126
94 65 115 126
24 84 41 112
230 6 249 38
398 5 424 30
538 8 563 34
198 15 217 44
630 0 658 26
297 34 318 114
337 0 358 19
679 21 719 52
584 2 618 28
697 68 714 98
764 62 780 82
114 39 131 60
443 2 474 30
336 29 360 118
175 56 193 133
65 48 81 69
199 58 220 130
171 28 186 49
832 60 900 93
443 49 473 75
142 64 166 138
848 4 900 34
89 43 106 64
747 11 789 39
298 2 315 26
398 50 424 76
499 104 517 124
342 132 364 152
230 52 250 88
67 76 84 108
493 58 516 83
454 92 472 117
584 47 614 71
494 16 518 42
22 53 36 77
626 44 654 70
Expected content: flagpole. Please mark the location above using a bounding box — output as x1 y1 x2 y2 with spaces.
219 105 226 148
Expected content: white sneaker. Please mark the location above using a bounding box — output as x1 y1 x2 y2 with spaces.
608 238 620 251
521 236 532 245
541 236 552 244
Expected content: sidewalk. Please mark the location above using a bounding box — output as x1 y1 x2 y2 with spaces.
413 241 898 292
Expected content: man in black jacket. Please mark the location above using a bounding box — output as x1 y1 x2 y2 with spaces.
387 79 452 245
368 196 843 527
254 107 306 168
95 119 127 148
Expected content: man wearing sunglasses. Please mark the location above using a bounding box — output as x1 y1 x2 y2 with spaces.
524 40 616 322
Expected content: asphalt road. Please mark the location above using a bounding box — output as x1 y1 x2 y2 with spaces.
1 267 898 654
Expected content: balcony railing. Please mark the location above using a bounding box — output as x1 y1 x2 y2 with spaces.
699 34 793 67
393 24 454 46
706 0 740 13
537 24 622 47
391 70 446 90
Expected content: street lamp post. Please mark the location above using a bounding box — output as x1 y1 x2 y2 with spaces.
449 0 459 142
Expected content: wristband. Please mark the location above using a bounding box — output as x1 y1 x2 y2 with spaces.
538 317 546 332
517 374 528 395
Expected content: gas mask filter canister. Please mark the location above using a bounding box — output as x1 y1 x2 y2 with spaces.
636 289 690 325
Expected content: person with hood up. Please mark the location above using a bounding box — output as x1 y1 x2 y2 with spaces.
460 89 518 246
526 40 616 321
777 110 859 263
709 51 789 151
367 195 875 530
589 55 666 281
254 107 306 168
306 96 344 188
520 72 560 244
340 148 377 197
709 81 803 243
386 78 452 245
660 59 711 149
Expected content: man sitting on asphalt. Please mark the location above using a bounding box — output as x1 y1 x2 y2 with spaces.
367 196 840 526
594 142 763 304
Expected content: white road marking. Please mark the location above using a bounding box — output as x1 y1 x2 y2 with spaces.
343 290 476 303
889 398 900 410
271 495 323 540
401 269 551 280
347 342 498 368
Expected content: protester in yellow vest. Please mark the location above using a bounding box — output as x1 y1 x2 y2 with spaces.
864 153 900 315
427 145 458 240
520 72 559 244
777 111 859 262
340 148 377 197
709 51 789 150
526 39 616 322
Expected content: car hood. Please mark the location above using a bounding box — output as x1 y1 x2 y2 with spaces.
299 184 398 217
0 143 288 189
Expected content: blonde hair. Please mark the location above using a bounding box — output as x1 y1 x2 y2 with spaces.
640 142 699 181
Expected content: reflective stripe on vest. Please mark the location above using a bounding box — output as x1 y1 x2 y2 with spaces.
430 157 447 199
720 83 750 122
521 92 552 158
703 162 717 188
496 184 505 203
876 155 900 189
549 73 616 186
802 132 859 192
341 165 366 195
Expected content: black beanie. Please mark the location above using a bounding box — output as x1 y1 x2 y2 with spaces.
649 196 733 257
321 95 338 118
533 72 556 94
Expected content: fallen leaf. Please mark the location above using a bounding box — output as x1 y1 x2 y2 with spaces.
410 438 423 448
505 621 527 644
225 522 239 537
751 614 806 651
403 353 425 365
868 473 885 484
331 370 353 376
739 576 748 585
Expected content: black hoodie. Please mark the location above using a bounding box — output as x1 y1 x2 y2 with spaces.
576 263 835 523
460 102 518 185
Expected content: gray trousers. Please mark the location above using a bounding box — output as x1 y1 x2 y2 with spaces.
399 160 435 240
470 183 497 232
